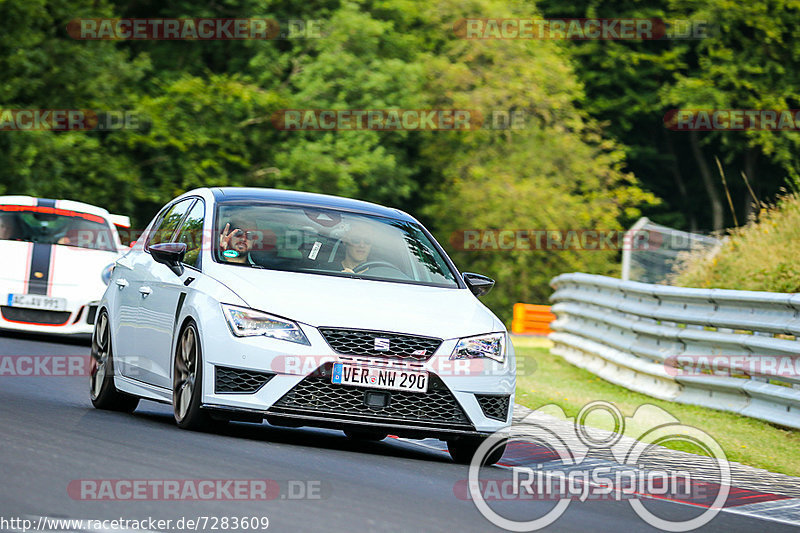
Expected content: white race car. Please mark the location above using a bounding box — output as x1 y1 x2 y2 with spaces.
0 196 129 336
91 187 515 464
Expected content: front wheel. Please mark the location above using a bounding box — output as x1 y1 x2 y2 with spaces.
173 322 213 430
90 310 139 412
448 436 506 466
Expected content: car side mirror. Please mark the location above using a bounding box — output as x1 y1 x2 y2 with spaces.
463 272 495 297
149 242 186 277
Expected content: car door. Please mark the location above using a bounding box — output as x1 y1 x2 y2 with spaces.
121 198 194 386
136 198 205 390
110 249 139 375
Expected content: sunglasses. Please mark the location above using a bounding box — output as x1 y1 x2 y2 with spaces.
347 236 372 245
231 229 257 240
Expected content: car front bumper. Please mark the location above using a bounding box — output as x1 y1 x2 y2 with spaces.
197 320 516 437
0 297 98 336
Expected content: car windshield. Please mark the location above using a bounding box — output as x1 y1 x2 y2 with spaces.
0 205 117 252
214 203 459 288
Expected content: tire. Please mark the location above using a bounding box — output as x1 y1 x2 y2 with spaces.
447 436 507 466
173 321 213 430
344 429 388 441
89 310 140 413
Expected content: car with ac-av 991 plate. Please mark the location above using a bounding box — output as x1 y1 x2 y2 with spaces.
0 196 130 336
90 187 514 464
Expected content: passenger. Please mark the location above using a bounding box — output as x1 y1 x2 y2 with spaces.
57 221 80 246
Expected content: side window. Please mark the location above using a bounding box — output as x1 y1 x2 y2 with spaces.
146 199 194 249
175 200 205 268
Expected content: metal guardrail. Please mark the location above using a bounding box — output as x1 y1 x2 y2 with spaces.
548 272 800 429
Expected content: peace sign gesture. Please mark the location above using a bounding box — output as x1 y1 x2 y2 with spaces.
220 223 235 251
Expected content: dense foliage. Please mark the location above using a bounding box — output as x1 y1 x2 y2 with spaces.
539 0 800 231
672 193 800 292
1 0 795 320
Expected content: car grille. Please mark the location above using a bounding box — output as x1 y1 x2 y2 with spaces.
215 366 275 394
271 364 470 428
318 327 441 361
0 306 71 326
475 394 510 421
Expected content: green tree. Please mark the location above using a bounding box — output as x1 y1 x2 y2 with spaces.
417 0 657 319
0 0 148 215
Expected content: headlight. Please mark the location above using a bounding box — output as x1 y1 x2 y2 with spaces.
221 304 310 345
450 332 506 363
101 263 115 286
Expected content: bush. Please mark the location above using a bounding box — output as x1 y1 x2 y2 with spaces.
672 194 800 292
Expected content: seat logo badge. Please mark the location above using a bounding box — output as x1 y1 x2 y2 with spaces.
374 338 390 351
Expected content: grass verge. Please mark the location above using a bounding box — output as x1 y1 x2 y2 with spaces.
512 336 800 477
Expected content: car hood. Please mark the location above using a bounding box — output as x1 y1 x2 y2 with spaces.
209 266 502 340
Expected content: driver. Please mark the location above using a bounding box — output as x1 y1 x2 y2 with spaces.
0 214 21 241
340 223 373 274
219 215 258 265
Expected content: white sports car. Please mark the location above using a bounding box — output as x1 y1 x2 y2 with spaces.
0 196 129 336
91 187 514 464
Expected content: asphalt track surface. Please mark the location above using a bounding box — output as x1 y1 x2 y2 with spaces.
0 332 795 533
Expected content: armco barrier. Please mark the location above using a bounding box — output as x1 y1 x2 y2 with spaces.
548 272 800 429
511 303 555 335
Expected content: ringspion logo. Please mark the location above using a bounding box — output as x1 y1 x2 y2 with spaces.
466 401 730 531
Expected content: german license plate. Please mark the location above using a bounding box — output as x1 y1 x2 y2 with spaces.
7 293 67 311
331 363 428 393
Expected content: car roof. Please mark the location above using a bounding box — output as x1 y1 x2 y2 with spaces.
209 187 417 223
0 195 112 219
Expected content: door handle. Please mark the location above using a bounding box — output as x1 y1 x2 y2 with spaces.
139 286 152 297
115 279 129 289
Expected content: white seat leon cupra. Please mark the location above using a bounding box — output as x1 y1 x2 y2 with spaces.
90 187 515 464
